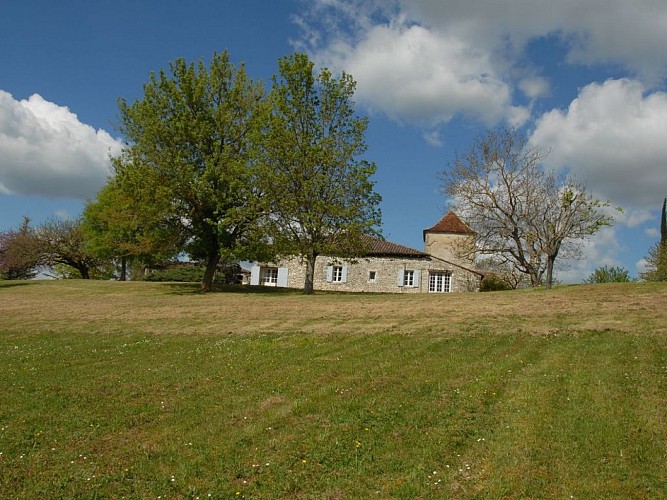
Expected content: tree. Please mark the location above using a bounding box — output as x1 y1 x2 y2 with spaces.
36 218 101 279
640 197 667 282
83 178 182 280
259 53 382 294
441 127 615 289
585 265 634 283
113 51 266 291
0 217 42 280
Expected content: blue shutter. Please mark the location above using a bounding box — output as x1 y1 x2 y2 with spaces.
341 266 348 283
413 270 420 288
397 269 404 287
250 265 260 286
326 265 334 282
277 267 288 287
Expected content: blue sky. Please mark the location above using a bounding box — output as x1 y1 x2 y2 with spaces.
1 0 666 282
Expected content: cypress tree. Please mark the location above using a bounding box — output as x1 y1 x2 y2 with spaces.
661 197 666 246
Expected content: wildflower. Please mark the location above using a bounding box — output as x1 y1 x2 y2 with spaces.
355 440 362 448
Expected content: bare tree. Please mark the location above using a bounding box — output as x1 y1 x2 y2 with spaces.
441 127 615 289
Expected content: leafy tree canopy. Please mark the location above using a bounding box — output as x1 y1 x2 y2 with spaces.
259 53 381 294
113 50 267 290
585 265 634 284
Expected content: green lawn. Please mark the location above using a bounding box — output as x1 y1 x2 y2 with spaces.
1 280 666 498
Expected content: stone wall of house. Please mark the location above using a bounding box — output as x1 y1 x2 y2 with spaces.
424 232 475 268
269 255 481 293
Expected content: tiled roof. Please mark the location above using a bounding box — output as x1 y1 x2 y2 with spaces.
359 234 429 257
423 211 474 240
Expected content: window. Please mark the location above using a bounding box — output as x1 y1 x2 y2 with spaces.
398 269 420 288
262 267 278 286
368 271 377 282
429 272 451 293
327 265 347 283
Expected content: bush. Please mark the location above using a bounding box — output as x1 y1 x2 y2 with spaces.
144 264 204 282
480 274 513 292
584 265 634 284
143 261 243 284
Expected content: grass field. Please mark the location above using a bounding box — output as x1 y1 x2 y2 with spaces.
1 280 667 498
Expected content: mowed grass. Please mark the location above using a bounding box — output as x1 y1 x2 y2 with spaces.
1 280 667 498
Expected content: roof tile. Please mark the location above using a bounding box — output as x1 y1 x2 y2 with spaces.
423 211 474 240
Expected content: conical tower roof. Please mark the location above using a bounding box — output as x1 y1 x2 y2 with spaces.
423 211 474 241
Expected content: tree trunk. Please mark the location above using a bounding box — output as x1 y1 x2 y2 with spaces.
79 265 90 280
527 265 541 288
201 253 221 292
304 252 317 295
120 256 127 281
545 256 555 289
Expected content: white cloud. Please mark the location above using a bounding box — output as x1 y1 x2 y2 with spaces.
636 257 649 276
519 76 550 100
423 129 443 147
0 91 123 200
296 0 667 132
396 0 667 81
313 21 515 126
530 79 667 208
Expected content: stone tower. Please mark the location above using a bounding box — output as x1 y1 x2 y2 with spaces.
423 211 475 266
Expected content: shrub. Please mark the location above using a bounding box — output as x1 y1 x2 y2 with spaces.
584 265 634 284
480 274 513 292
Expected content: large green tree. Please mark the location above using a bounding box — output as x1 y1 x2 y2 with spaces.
259 54 381 294
113 51 266 290
441 127 615 289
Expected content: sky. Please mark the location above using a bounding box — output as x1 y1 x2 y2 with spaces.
1 0 666 282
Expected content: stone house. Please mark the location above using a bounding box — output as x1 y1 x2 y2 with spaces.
249 212 485 293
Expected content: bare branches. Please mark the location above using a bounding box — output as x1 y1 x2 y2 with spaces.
441 126 614 288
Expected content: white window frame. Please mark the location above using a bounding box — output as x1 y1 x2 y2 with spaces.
429 271 451 293
404 270 414 287
262 267 279 286
332 265 344 283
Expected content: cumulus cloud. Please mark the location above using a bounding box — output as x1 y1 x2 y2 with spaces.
396 0 667 81
295 0 667 131
314 21 516 126
0 91 123 199
530 79 667 208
